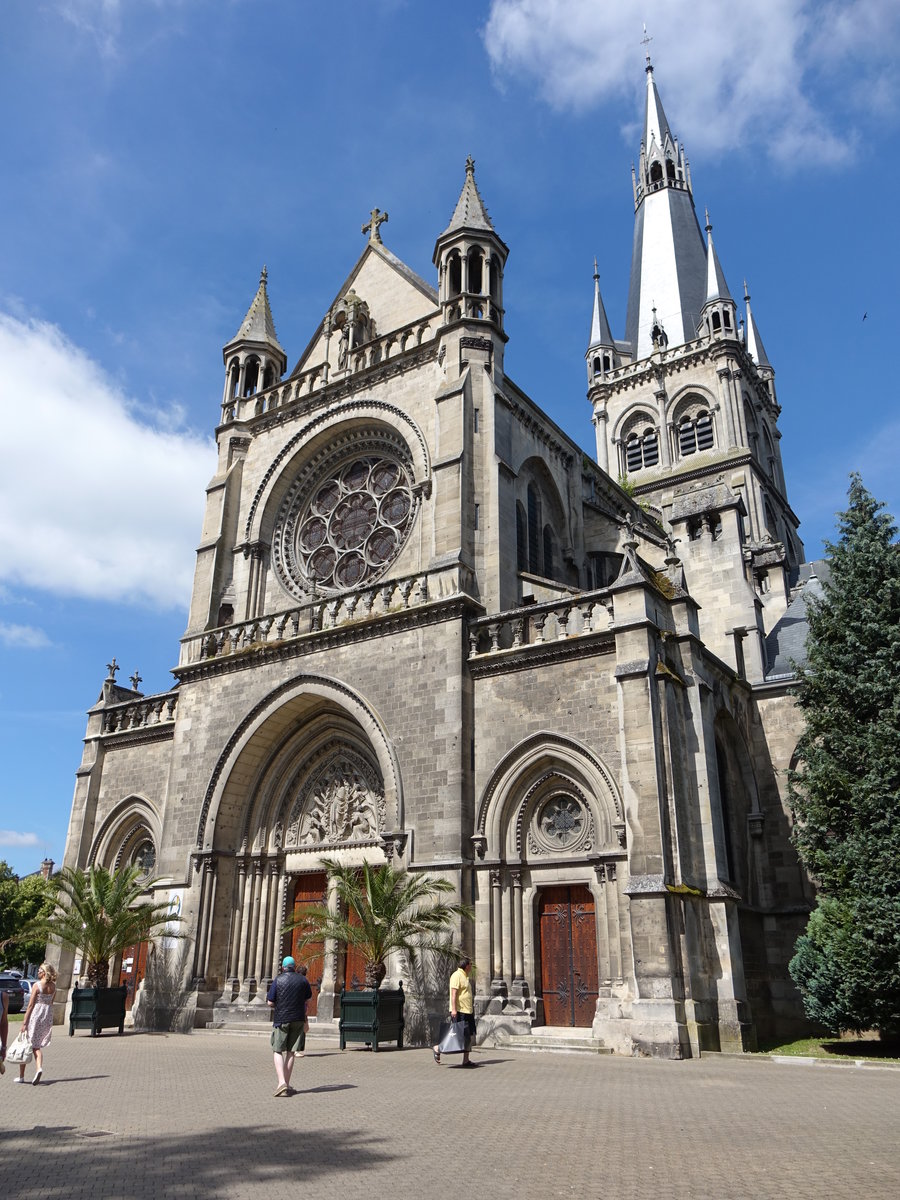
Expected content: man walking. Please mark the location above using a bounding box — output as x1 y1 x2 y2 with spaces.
266 956 312 1096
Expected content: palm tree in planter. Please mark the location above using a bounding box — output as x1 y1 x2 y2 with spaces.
34 864 181 1035
286 859 472 1050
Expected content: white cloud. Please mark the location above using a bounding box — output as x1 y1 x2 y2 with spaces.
483 0 900 165
0 623 51 650
0 312 215 610
0 831 41 848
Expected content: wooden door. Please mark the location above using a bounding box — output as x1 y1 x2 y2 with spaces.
343 907 367 991
538 885 599 1027
291 873 327 1017
118 940 149 1011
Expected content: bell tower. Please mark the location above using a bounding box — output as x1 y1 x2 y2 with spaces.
586 58 804 677
221 266 287 419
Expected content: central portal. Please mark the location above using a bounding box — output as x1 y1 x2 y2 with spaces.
538 885 599 1027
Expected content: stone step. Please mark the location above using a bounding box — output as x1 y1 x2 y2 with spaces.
502 1034 612 1055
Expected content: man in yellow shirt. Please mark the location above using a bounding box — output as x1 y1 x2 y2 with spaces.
433 956 476 1067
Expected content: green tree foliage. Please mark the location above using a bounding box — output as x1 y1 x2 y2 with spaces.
788 475 900 1037
0 861 55 968
30 864 181 988
285 859 472 988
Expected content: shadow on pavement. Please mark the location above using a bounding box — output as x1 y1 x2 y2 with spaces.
3 1124 397 1193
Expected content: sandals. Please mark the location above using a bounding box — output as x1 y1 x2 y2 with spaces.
432 1048 441 1064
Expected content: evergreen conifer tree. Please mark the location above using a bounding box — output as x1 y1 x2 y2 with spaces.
788 474 900 1038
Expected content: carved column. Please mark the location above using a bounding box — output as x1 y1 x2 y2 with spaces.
270 866 288 977
195 857 218 987
511 869 526 995
244 859 264 996
490 868 504 995
236 861 255 991
251 860 273 993
229 859 248 985
262 861 281 982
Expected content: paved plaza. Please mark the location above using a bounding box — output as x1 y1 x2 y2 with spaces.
1 1029 898 1199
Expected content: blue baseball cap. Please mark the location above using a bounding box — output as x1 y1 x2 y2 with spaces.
282 956 295 968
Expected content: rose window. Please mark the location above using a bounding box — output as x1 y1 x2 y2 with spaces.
277 450 418 596
538 797 585 847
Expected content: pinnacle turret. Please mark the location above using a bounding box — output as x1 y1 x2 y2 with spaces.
743 280 772 372
586 259 617 383
222 266 287 407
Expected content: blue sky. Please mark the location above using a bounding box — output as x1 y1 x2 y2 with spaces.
1 0 898 878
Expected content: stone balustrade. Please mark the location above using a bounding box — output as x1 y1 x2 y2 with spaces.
221 317 436 425
468 588 615 659
101 692 178 734
180 562 476 667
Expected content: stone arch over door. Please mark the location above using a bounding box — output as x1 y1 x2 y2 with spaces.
193 674 402 1002
473 733 627 1028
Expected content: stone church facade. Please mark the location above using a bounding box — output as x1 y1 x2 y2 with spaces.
57 62 814 1057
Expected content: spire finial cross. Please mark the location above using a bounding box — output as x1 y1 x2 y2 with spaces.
641 24 653 70
362 208 389 244
465 154 475 176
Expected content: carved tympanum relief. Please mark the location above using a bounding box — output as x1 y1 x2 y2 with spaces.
285 751 385 848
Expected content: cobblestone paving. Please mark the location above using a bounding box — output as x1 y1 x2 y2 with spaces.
2 1030 898 1199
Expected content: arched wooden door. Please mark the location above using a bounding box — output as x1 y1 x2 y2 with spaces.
290 872 327 1016
538 885 599 1027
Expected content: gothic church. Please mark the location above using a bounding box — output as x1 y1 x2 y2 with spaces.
58 62 814 1056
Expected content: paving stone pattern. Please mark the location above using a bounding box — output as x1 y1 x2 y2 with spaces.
2 1032 898 1199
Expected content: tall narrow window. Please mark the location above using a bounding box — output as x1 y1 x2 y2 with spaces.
543 525 554 579
516 502 527 571
527 485 541 574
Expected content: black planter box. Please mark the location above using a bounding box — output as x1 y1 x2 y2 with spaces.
338 983 405 1051
69 985 127 1036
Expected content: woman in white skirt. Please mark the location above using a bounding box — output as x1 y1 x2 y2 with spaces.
16 961 57 1085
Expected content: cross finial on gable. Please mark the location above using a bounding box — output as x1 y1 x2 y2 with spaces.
362 207 389 244
106 657 119 681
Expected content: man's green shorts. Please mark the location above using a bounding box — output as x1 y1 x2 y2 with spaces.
271 1021 307 1053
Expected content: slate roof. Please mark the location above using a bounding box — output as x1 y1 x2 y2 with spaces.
764 560 831 679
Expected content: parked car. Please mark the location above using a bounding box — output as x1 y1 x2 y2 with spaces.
0 973 25 1014
18 978 33 998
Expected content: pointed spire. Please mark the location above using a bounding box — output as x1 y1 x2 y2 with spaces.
643 57 676 162
227 265 285 355
743 280 772 370
441 155 494 236
589 258 616 348
704 214 733 305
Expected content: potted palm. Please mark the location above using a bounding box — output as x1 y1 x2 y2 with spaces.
286 858 472 1051
34 864 181 1037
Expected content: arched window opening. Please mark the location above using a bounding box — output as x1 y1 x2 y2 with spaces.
666 159 676 181
448 253 461 298
688 517 703 541
216 603 234 627
516 502 527 572
624 424 658 472
649 160 663 184
263 364 275 390
711 311 722 332
527 484 541 575
592 356 602 377
228 360 240 398
715 742 737 882
723 309 732 330
679 410 713 456
489 256 500 299
467 249 483 294
603 353 612 372
543 525 555 579
243 358 260 396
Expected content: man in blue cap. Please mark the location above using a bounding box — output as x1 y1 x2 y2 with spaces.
266 956 313 1096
